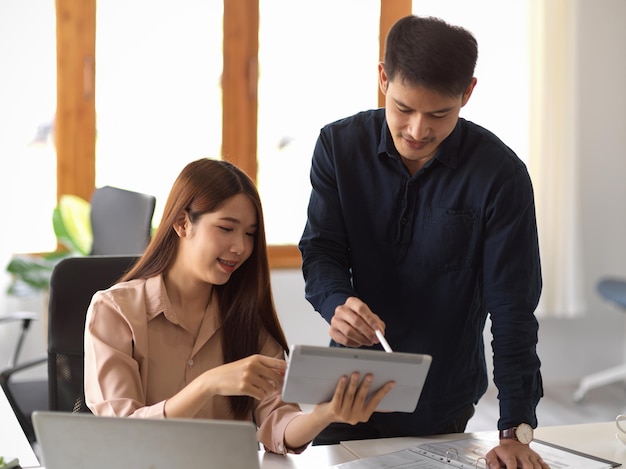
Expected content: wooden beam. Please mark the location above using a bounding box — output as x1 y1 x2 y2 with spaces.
55 0 96 202
222 0 259 181
378 0 412 107
268 245 301 269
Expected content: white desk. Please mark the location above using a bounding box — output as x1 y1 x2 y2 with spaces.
536 422 626 465
4 380 624 469
259 444 354 468
0 385 41 468
340 422 626 466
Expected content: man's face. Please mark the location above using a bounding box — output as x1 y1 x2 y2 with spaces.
379 64 476 174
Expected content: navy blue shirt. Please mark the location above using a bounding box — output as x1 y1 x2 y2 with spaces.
299 108 543 435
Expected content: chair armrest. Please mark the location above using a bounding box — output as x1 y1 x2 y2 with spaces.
0 311 41 367
0 311 40 323
0 356 47 384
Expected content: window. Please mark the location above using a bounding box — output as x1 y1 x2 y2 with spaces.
257 0 380 245
95 1 223 224
0 1 57 255
26 0 411 269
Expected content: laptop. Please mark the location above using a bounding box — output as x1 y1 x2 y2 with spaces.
32 411 261 469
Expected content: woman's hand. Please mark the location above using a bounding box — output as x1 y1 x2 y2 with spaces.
313 372 395 424
164 354 286 418
203 354 287 400
284 372 395 450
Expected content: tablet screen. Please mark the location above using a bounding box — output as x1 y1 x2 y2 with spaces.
281 344 432 413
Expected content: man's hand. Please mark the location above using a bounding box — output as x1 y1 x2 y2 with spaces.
484 440 550 468
329 297 386 347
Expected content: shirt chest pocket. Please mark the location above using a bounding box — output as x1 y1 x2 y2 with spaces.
417 207 480 273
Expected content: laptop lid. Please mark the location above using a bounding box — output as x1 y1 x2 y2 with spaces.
32 411 260 469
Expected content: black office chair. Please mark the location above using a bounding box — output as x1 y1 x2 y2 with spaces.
0 256 139 442
574 278 626 401
47 255 139 413
0 185 154 442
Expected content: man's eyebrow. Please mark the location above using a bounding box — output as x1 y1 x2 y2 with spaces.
392 97 454 114
429 107 455 114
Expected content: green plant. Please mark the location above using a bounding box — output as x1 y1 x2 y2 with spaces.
5 195 92 296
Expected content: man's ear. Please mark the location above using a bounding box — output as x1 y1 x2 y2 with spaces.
378 62 388 95
461 77 478 107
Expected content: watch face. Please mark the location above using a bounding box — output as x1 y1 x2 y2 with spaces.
516 423 533 444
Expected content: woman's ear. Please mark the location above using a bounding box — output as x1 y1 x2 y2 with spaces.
173 211 189 238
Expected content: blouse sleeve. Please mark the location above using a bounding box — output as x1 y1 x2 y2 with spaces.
84 289 166 418
254 337 308 455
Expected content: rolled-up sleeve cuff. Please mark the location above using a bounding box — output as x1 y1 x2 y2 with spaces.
129 400 167 418
259 411 309 455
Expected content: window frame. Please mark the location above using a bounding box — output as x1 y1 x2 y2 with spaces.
54 0 411 268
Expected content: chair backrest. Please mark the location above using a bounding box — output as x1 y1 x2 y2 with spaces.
89 185 156 256
47 255 139 413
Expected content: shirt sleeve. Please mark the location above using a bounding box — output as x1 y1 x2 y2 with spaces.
254 337 307 454
299 129 355 322
483 165 543 429
84 290 166 418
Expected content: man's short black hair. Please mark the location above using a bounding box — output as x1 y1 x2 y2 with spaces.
383 15 478 97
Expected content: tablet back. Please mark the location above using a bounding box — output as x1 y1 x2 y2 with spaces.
32 411 260 469
282 345 432 413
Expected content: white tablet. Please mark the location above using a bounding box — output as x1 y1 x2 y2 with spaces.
281 344 432 413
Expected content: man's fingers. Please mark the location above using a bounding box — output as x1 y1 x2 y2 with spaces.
331 309 375 346
345 297 386 333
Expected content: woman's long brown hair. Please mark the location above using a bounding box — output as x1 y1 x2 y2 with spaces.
121 158 289 418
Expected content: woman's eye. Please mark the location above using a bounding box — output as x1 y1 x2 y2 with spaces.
218 226 233 233
245 231 256 238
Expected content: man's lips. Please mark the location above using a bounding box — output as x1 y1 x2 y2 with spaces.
404 136 434 149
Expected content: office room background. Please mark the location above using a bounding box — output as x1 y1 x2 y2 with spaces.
0 0 625 421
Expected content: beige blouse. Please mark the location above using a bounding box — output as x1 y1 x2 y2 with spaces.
84 274 306 454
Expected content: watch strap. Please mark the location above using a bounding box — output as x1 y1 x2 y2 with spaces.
499 423 533 444
499 428 518 440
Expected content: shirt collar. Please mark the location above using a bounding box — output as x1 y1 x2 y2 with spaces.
145 274 169 322
435 119 463 169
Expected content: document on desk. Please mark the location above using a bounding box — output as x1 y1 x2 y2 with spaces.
333 436 621 468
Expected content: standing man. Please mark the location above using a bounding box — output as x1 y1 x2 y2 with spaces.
299 15 548 469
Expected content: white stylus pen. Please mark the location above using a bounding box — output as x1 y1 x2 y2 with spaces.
375 329 393 353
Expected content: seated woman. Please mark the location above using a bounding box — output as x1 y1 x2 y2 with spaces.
84 158 394 454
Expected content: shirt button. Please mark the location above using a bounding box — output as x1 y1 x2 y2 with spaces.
277 443 284 453
187 359 194 366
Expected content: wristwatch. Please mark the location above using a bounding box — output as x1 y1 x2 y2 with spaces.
499 423 534 444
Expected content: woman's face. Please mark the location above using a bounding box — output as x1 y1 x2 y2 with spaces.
178 193 257 286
